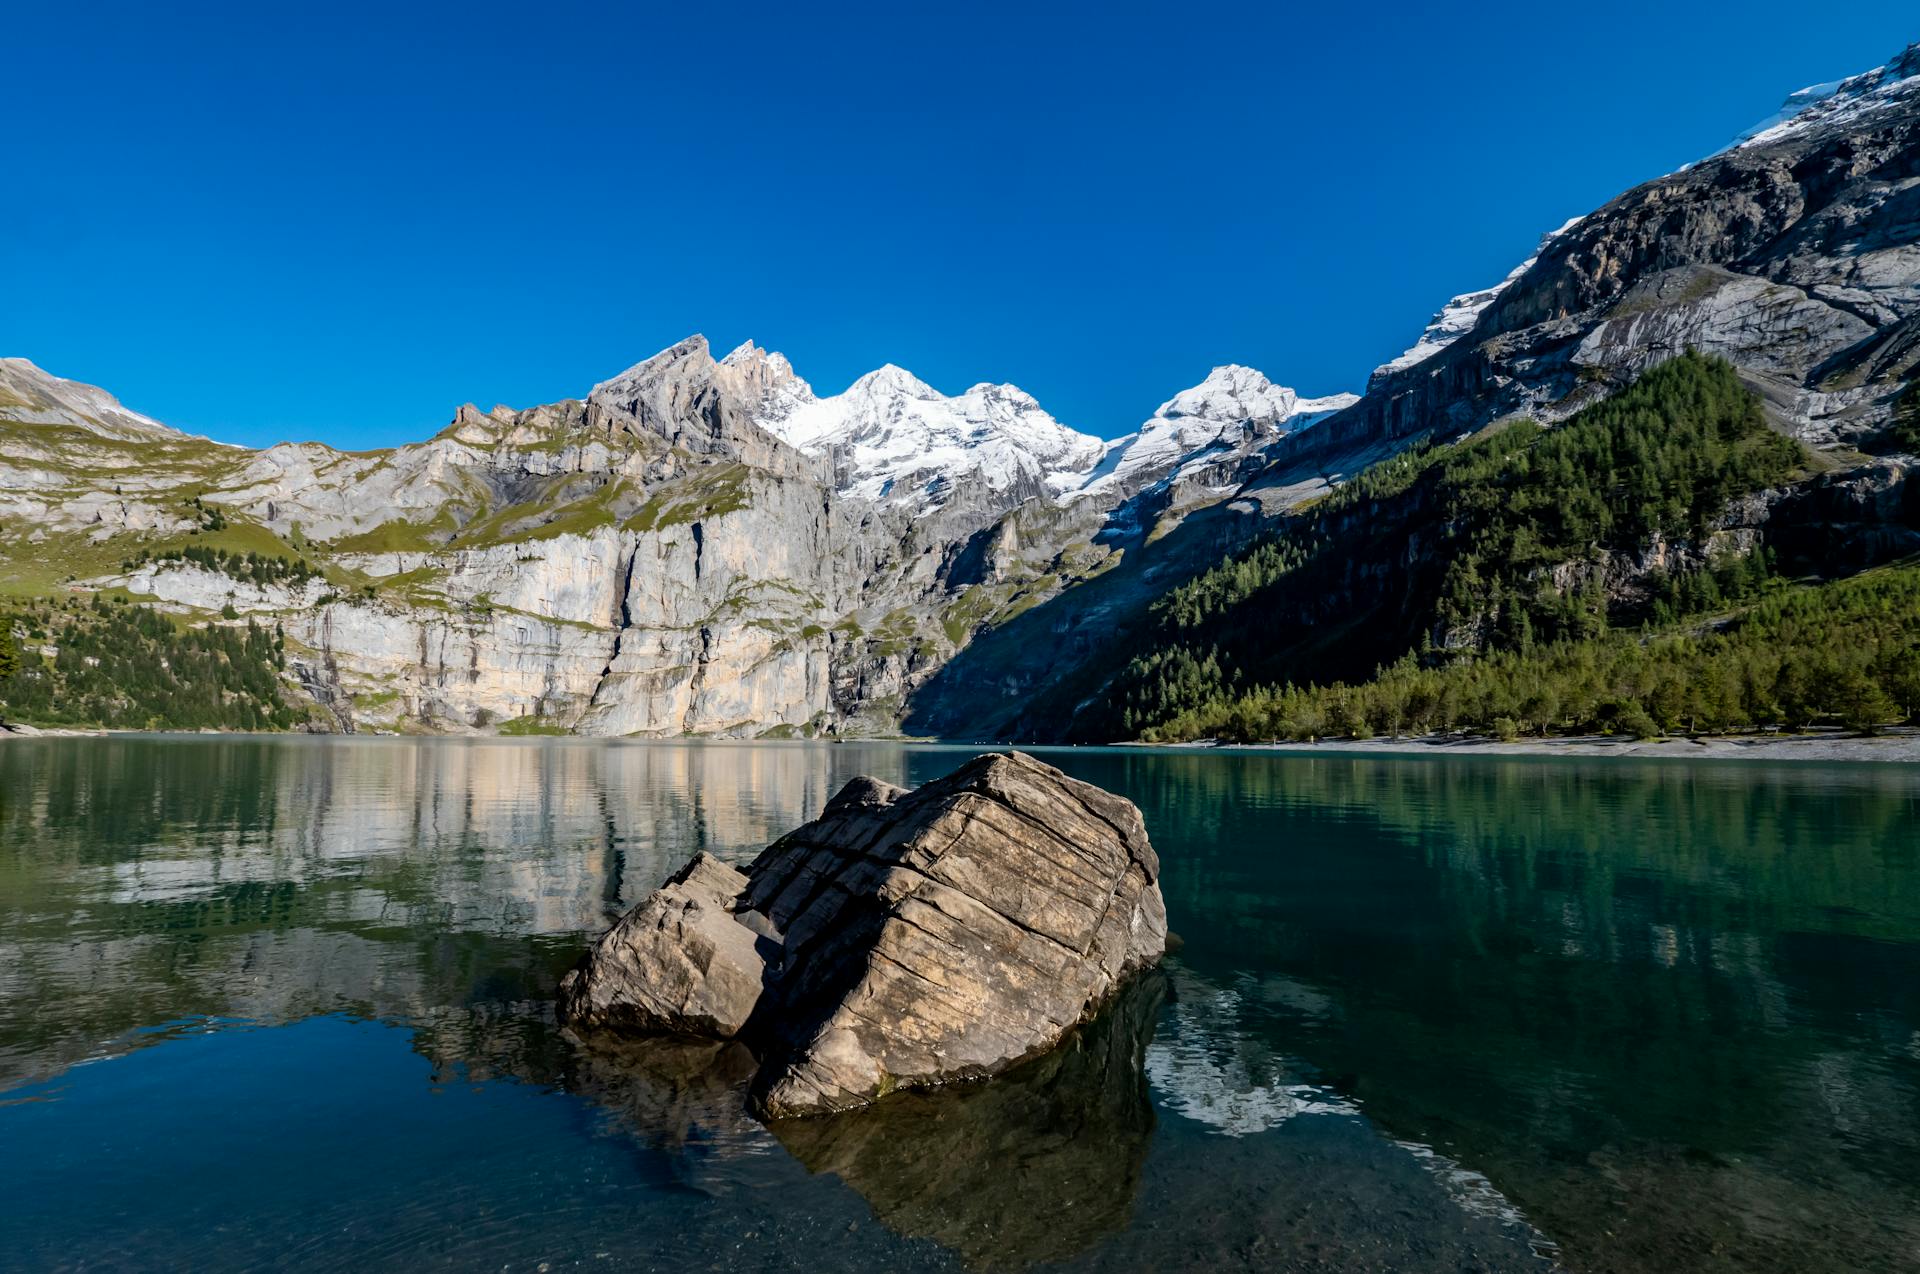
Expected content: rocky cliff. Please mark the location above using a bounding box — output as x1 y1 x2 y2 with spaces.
1288 43 1920 473
0 329 1343 734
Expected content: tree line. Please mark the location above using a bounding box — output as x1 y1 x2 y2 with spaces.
0 596 299 731
1083 353 1875 742
1140 564 1920 742
123 545 319 588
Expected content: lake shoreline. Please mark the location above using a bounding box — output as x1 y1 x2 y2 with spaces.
8 720 1920 763
1148 727 1920 763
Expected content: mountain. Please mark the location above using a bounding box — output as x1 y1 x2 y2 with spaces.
742 351 1106 512
0 358 191 442
1078 366 1357 504
1366 219 1584 390
1300 42 1920 468
3 42 1918 742
1730 41 1920 150
907 41 1920 741
0 330 1345 736
734 346 1354 518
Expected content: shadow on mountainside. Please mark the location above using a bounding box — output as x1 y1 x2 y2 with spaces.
903 412 1469 745
901 499 1264 744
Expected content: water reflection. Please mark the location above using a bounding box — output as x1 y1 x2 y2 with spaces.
1069 751 1920 1274
773 973 1165 1270
1145 967 1358 1136
0 736 908 1089
1 738 1916 1272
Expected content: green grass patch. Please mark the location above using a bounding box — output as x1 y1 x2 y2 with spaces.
498 714 569 736
332 507 462 554
623 464 752 532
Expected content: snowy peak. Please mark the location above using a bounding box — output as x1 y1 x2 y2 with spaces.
1369 217 1585 388
1369 267 1531 388
847 363 938 399
1370 44 1920 393
589 338 1361 517
755 363 1105 511
1733 42 1920 150
1154 364 1353 429
1075 366 1358 502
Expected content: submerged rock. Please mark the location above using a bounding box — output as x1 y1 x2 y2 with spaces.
557 751 1168 1115
772 972 1165 1269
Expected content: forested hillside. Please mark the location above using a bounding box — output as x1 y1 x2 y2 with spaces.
1140 564 1920 742
0 597 299 731
1069 353 1887 742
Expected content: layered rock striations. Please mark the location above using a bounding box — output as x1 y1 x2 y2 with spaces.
557 751 1168 1116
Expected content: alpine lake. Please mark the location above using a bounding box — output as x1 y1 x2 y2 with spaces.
1 736 1915 1272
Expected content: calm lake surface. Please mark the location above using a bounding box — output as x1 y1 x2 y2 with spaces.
1 737 1916 1272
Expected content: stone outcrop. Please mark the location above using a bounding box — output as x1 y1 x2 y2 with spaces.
556 751 1168 1116
557 852 772 1037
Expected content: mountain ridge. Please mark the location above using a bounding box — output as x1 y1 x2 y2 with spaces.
3 41 1918 740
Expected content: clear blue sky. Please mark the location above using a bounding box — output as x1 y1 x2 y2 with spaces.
6 2 1914 448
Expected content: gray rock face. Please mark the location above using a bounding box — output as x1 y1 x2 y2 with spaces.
0 357 193 442
1281 43 1920 470
587 336 827 482
556 751 1168 1116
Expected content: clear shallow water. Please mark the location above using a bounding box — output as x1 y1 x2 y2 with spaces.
1 738 1916 1273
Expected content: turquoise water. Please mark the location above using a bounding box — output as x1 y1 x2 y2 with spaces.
0 737 1915 1272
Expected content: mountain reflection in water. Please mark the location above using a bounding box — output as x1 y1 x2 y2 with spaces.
1 735 1914 1272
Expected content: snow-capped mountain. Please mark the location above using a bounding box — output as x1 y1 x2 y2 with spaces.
1371 47 1920 398
742 348 1107 512
1368 269 1531 389
1076 365 1357 501
1731 43 1920 150
1368 219 1585 389
733 339 1361 514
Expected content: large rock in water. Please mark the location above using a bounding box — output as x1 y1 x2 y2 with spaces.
556 751 1168 1116
555 852 772 1037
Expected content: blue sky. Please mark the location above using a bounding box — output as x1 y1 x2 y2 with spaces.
5 2 1914 448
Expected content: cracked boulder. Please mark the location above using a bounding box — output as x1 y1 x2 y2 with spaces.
556 751 1168 1116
